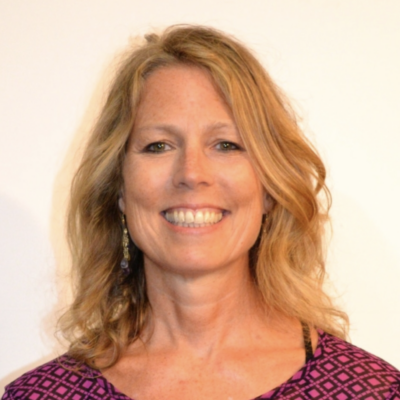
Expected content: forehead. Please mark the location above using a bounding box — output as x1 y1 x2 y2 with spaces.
143 64 218 95
135 65 233 123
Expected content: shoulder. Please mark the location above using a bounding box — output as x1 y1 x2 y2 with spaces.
262 331 400 399
2 355 125 400
306 331 400 398
317 331 400 374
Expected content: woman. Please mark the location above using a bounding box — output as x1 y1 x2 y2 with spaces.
3 25 400 400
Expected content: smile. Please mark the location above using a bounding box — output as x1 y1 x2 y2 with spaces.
163 209 224 228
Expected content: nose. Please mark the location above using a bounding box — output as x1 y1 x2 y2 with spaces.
172 145 214 189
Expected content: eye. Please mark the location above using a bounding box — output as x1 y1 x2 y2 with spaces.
216 141 242 151
144 142 171 153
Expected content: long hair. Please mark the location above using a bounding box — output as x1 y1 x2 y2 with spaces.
60 25 348 368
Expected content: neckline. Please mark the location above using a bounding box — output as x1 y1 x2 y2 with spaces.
254 329 324 399
80 330 325 400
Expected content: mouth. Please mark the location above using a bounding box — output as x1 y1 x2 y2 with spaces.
162 208 225 228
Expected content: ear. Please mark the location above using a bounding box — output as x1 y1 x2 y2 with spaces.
263 192 273 214
118 191 125 213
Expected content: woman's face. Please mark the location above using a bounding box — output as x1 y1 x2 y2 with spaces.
120 65 268 277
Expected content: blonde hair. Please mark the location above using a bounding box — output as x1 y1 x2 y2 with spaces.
61 25 348 367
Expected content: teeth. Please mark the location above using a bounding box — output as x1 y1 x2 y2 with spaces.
185 211 194 223
165 210 223 227
194 212 203 224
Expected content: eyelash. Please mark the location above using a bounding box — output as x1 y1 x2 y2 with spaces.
144 142 171 153
216 141 242 151
143 141 242 153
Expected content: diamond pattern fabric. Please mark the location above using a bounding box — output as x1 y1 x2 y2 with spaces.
3 331 400 399
257 331 400 399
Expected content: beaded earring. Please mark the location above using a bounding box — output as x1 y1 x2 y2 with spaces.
120 214 131 276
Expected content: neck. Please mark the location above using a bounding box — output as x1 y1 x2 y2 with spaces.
141 258 268 354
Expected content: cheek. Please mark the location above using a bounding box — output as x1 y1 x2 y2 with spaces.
226 171 265 238
123 181 154 214
233 167 265 209
122 160 168 219
121 178 161 251
122 161 149 205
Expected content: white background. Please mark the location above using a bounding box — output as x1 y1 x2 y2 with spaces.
1 0 400 395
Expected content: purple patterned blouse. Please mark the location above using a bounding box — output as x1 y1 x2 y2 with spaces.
3 331 400 399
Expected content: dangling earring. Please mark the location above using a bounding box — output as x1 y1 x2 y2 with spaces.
120 214 131 276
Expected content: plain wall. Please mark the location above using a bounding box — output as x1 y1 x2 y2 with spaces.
1 0 400 394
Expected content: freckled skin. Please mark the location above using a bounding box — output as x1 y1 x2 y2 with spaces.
120 66 267 277
105 66 309 400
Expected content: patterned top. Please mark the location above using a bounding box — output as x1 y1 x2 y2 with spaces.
3 331 400 400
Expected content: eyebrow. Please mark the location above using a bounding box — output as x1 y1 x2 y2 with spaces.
134 121 238 135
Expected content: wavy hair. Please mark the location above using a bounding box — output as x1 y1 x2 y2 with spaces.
60 25 348 368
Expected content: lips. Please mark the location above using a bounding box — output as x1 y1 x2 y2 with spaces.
163 208 224 227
